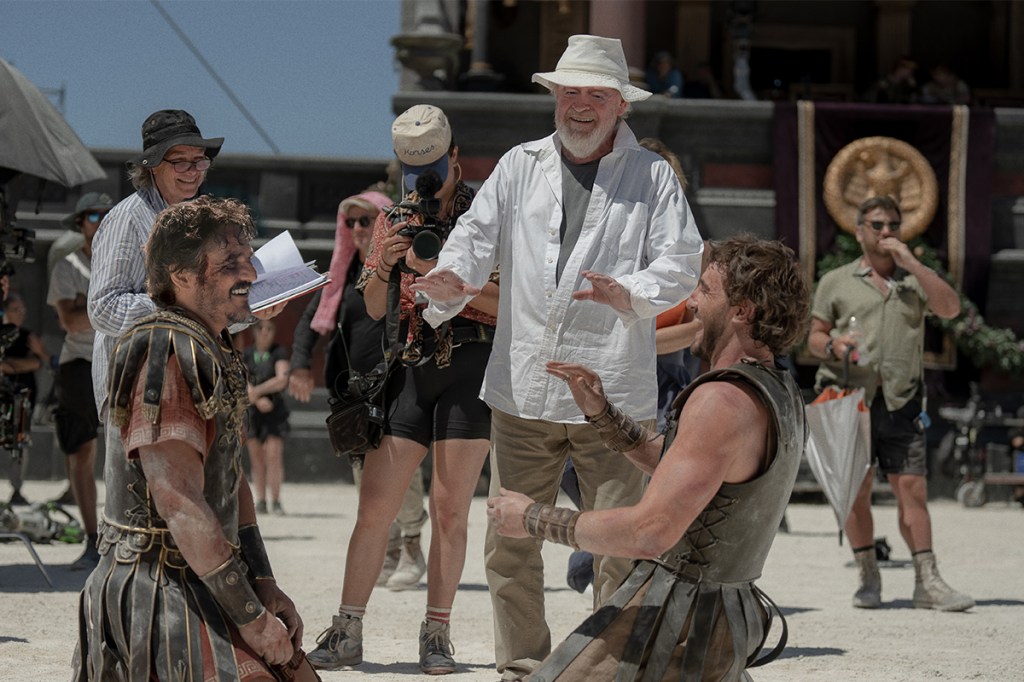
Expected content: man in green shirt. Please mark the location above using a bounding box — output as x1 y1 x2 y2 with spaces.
808 195 972 612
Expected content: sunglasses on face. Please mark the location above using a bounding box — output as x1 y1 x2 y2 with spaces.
344 216 373 229
164 158 212 173
84 212 108 224
863 220 901 232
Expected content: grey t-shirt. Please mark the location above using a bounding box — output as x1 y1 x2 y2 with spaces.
47 249 95 363
558 156 600 284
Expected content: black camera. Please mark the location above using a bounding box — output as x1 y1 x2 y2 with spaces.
0 190 35 266
391 170 447 265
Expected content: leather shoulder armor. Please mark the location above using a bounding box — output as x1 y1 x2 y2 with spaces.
108 308 242 428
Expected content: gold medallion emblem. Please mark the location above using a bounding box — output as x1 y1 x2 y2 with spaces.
823 136 939 240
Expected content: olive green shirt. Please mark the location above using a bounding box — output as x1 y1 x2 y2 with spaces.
812 259 927 411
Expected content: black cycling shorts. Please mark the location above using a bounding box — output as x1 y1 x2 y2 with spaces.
383 331 492 447
54 359 99 455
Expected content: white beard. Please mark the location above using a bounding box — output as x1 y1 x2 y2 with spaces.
555 112 618 160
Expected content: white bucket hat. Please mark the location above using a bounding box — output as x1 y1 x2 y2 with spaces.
532 34 651 102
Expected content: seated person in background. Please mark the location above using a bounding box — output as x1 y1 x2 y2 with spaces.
865 56 919 104
683 60 723 99
920 64 971 105
645 51 683 98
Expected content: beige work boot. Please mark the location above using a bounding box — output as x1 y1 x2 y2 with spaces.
377 546 401 587
852 547 881 608
912 550 974 612
387 534 426 591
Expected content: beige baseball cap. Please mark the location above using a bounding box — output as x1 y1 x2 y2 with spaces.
391 104 452 190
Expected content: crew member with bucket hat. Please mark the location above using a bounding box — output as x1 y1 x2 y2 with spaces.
412 34 704 680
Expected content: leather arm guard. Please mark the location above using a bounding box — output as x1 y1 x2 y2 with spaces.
523 503 581 550
238 524 275 581
585 401 653 453
200 556 266 628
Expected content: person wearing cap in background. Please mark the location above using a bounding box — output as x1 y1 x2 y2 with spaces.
305 105 498 676
45 192 112 570
289 188 431 592
412 35 704 680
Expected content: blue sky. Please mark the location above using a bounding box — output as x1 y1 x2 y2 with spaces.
1 0 402 160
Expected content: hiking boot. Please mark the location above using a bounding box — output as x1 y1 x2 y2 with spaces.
852 547 881 608
419 620 456 675
254 500 268 514
306 615 363 669
377 546 401 587
387 535 426 591
912 550 974 612
271 501 285 516
70 544 100 572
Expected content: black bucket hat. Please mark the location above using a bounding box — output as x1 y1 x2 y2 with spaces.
133 109 224 167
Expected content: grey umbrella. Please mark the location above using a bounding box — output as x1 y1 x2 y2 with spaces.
0 58 106 188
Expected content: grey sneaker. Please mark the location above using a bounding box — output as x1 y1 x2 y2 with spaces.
254 500 268 514
271 501 285 516
419 620 456 675
387 535 426 591
306 615 363 669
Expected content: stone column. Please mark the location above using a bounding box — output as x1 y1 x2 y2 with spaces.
874 0 916 76
588 0 646 71
675 0 713 81
391 0 463 91
461 0 504 91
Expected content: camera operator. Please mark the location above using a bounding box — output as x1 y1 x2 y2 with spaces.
305 105 497 675
1 292 48 505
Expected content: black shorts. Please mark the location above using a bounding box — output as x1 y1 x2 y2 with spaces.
54 359 99 455
383 329 493 447
870 394 927 476
246 406 291 442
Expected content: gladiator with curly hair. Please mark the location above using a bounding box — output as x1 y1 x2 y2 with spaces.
145 195 257 306
705 234 810 357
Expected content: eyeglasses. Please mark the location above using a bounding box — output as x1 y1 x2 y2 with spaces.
863 220 901 232
163 157 212 173
344 216 373 229
84 212 108 224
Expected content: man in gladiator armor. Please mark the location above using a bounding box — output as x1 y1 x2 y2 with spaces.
73 196 319 681
488 235 810 681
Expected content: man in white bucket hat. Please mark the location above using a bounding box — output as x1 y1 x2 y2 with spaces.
412 34 704 680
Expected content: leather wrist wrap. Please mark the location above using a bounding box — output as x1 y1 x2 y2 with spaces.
522 503 581 550
199 556 266 627
238 524 274 581
585 401 650 453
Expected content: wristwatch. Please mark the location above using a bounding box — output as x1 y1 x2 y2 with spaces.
824 337 835 359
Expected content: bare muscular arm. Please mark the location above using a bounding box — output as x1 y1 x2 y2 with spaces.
490 380 771 559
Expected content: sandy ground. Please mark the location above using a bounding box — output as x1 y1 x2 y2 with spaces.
2 479 1022 681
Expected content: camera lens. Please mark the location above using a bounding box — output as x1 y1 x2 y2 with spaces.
411 231 442 260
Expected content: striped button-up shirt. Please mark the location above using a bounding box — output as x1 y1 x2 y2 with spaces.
87 185 167 414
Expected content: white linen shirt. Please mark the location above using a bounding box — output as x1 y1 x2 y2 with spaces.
87 186 166 413
424 123 703 422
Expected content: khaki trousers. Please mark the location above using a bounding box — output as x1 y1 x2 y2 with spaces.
485 409 647 677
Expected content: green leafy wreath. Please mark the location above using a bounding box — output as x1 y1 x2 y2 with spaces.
817 233 1024 374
